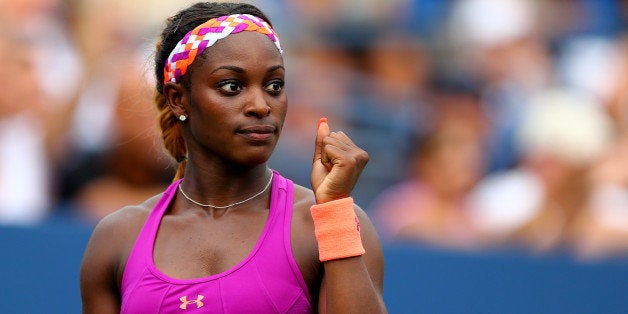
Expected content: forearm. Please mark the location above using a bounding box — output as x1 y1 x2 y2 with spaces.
310 197 387 313
321 257 387 313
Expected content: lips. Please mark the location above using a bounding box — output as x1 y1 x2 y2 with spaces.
237 124 276 141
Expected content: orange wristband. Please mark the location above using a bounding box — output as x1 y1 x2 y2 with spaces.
310 197 365 262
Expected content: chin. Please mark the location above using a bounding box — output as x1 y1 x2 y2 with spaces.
231 141 277 165
239 152 273 166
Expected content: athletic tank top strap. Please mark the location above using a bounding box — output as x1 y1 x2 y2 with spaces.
121 178 180 293
272 170 312 304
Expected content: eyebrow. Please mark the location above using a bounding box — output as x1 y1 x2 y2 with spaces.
210 65 285 74
267 65 285 73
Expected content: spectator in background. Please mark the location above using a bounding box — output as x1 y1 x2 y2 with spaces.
0 25 51 224
446 0 553 173
0 0 192 224
571 36 628 259
469 89 614 255
0 0 82 110
370 82 488 250
582 134 628 259
0 0 79 224
344 31 434 208
55 0 174 223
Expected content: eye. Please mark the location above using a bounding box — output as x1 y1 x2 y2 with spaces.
218 81 243 94
265 80 284 95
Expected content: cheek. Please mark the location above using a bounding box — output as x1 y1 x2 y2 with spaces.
187 97 229 138
188 88 230 119
273 95 288 123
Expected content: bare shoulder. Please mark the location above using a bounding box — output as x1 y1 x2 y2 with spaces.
91 194 161 245
80 194 163 312
81 194 162 277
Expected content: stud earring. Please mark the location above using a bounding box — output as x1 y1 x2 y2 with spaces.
179 115 187 121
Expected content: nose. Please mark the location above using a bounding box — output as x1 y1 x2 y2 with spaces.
245 87 270 118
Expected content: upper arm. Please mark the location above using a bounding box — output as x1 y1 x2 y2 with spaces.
80 213 128 313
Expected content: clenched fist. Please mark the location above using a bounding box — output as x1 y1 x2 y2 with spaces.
311 117 369 204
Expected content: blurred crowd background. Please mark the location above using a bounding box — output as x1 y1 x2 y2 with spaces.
1 0 628 260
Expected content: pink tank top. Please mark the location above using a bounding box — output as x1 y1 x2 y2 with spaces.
120 170 313 313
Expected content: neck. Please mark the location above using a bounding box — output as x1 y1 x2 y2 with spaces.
179 162 272 208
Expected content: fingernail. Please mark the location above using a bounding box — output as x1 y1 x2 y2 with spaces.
318 117 328 128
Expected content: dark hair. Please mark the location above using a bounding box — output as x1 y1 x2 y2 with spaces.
153 2 273 180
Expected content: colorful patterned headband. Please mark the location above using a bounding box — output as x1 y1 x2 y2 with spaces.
164 14 282 84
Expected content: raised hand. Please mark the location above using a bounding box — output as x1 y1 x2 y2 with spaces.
311 117 369 204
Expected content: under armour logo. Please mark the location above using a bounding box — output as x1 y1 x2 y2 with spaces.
355 216 360 232
180 295 204 310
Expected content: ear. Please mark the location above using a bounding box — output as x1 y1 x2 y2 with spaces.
164 81 187 118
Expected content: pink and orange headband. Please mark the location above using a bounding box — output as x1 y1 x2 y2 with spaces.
164 14 282 85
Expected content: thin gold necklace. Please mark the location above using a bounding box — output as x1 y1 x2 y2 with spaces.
178 170 273 209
